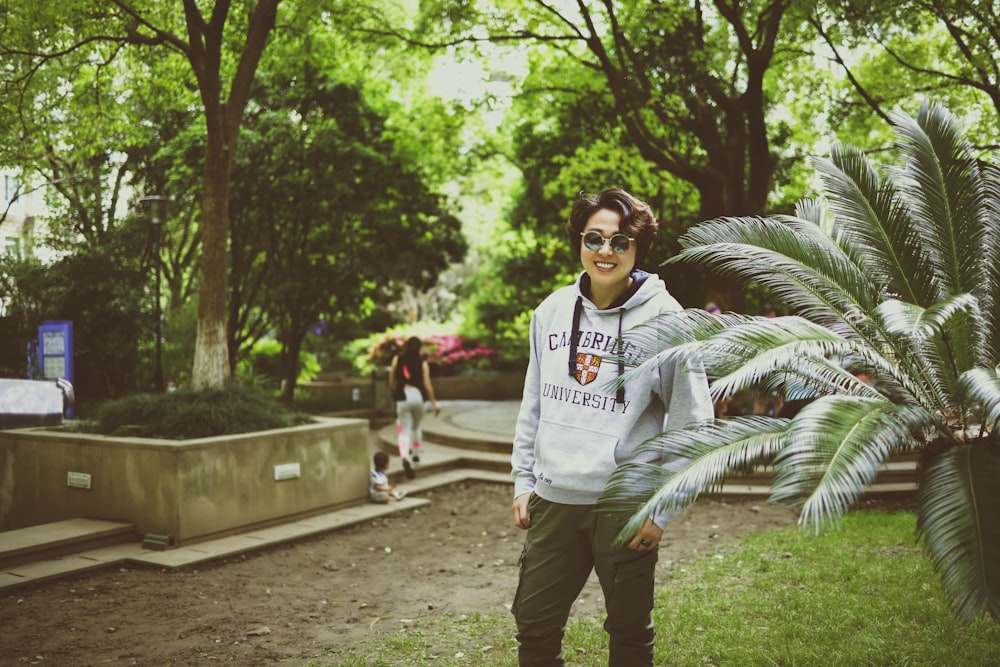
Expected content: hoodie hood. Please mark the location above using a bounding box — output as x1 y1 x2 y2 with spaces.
568 269 660 403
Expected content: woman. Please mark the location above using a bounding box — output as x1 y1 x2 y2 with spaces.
510 188 713 666
389 336 441 479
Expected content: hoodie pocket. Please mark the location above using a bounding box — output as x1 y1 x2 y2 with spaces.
534 419 619 494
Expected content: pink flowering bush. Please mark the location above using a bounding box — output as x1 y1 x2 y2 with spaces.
365 333 500 376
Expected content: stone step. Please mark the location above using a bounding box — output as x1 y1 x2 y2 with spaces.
0 518 135 570
0 542 140 591
0 469 511 594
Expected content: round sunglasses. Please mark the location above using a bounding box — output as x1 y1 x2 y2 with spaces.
580 230 635 254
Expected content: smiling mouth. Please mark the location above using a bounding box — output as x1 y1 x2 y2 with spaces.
595 262 616 270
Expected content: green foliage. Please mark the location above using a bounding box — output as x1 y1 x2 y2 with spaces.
812 2 1000 151
342 323 501 377
462 229 573 361
0 254 48 377
601 101 1000 622
286 385 369 415
160 297 199 388
235 337 320 389
79 384 311 439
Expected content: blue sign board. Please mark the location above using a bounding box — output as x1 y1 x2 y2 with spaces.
38 320 73 417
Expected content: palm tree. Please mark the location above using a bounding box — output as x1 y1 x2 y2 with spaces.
601 101 1000 622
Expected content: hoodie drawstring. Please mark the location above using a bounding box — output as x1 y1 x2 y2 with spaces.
568 297 627 404
568 296 583 379
616 308 625 404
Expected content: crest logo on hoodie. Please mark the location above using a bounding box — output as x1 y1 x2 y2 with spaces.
575 352 602 385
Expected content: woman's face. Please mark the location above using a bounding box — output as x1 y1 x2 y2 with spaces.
580 208 636 302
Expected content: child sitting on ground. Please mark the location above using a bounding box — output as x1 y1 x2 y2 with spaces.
370 451 406 503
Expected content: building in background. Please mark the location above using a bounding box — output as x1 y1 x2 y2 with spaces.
0 169 50 263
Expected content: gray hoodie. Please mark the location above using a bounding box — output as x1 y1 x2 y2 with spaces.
511 269 713 526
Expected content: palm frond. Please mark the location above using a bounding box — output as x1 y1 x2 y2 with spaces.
893 102 986 303
621 312 939 414
710 343 883 404
669 215 952 411
888 103 990 378
622 309 746 362
814 143 935 306
957 367 1000 435
669 215 881 338
978 163 1000 364
876 294 981 409
917 443 1000 622
794 197 826 227
772 396 930 532
609 102 1000 624
600 417 788 545
624 312 849 373
877 294 978 339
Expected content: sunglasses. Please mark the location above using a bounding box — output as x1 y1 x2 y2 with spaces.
580 230 635 254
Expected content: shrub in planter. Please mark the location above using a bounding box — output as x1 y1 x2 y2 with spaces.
77 384 312 439
602 102 1000 622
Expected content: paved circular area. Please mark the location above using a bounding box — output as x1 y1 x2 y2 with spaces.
441 400 520 438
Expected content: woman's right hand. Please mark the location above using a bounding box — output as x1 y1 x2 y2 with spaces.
512 493 532 530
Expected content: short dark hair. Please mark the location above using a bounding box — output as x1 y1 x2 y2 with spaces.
373 451 389 469
566 188 659 262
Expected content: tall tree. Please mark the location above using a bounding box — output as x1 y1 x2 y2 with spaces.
2 0 281 390
406 0 801 220
229 56 467 399
810 1 1000 147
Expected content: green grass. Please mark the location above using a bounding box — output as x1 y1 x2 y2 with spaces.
302 509 1000 666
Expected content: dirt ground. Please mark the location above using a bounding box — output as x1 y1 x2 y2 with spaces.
1 480 805 667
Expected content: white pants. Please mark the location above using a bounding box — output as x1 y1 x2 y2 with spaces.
396 386 425 459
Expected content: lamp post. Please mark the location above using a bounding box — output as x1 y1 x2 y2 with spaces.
140 195 168 392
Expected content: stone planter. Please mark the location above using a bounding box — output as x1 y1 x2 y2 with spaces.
0 417 370 545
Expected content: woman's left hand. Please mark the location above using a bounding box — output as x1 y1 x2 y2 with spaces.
627 519 663 551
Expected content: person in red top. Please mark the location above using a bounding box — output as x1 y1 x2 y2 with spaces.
389 337 441 479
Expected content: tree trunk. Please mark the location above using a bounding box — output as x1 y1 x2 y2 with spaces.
279 338 301 403
190 140 232 390
185 0 281 390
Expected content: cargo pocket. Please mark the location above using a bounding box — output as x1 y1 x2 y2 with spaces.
605 551 657 629
511 493 543 617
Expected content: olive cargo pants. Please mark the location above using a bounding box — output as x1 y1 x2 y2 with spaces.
511 495 657 666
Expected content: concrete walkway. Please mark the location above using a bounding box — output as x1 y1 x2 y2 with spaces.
0 401 520 593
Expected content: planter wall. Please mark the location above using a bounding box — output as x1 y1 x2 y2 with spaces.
0 417 369 544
